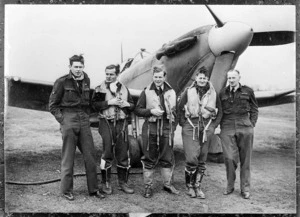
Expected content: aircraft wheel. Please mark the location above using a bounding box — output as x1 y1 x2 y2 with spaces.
207 152 224 164
128 135 143 168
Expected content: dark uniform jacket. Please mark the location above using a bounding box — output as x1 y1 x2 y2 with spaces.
49 71 91 123
219 84 258 126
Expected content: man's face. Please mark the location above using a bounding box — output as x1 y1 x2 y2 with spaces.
227 70 240 88
105 68 118 83
195 73 209 87
69 61 84 77
153 71 166 87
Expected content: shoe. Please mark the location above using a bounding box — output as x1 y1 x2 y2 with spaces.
241 192 250 199
194 187 205 199
223 188 234 195
117 167 134 194
187 187 196 198
89 190 105 199
119 183 134 194
62 193 74 201
143 186 152 198
102 182 113 195
163 185 179 195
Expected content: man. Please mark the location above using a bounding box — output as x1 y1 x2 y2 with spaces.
219 69 258 199
134 66 179 198
91 64 135 195
177 67 222 199
49 54 104 201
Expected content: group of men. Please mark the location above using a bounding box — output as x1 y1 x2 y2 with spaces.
49 54 258 201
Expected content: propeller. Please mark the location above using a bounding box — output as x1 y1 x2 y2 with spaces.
205 5 224 28
250 31 295 46
205 5 295 47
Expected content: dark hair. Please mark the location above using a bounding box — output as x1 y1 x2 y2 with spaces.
195 66 209 77
69 55 84 66
105 64 120 75
153 66 166 76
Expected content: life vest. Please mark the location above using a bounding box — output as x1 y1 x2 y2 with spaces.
145 82 176 122
185 82 217 119
97 81 128 120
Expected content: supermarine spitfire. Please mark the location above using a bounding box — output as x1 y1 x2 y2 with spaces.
6 5 295 166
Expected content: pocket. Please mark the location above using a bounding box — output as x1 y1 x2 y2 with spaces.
221 95 231 109
242 118 253 127
64 87 78 102
239 93 250 110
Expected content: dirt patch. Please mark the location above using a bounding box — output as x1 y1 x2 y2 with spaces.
4 104 296 213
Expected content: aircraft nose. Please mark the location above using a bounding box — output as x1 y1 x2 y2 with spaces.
208 22 253 57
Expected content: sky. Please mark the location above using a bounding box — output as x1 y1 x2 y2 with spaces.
5 5 296 90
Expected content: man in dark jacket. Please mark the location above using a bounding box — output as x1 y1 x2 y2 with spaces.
49 55 104 201
219 69 258 199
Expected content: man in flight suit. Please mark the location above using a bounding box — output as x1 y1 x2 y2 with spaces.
134 66 179 198
49 55 104 201
92 64 135 195
219 69 258 199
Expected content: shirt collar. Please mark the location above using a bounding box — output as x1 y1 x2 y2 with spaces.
229 83 241 92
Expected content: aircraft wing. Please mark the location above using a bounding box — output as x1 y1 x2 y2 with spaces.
255 89 295 107
5 76 295 112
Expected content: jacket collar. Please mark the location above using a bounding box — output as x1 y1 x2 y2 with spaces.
226 83 241 92
67 71 86 80
149 81 172 92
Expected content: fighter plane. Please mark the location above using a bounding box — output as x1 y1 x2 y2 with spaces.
5 5 295 166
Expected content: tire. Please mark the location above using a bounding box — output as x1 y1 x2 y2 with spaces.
128 135 143 168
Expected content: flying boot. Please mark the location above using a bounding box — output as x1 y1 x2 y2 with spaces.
143 168 154 198
185 168 197 198
161 167 179 195
194 169 205 199
117 166 134 194
101 166 112 195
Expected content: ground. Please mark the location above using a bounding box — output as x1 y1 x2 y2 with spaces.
4 104 296 213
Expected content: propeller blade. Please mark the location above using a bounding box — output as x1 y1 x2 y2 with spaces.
205 5 224 28
209 52 235 94
250 31 295 46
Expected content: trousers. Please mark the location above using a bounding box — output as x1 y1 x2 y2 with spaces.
60 109 98 194
98 118 130 168
220 117 254 193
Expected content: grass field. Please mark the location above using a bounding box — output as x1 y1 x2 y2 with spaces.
4 103 296 213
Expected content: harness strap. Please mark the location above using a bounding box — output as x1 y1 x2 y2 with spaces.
187 117 198 141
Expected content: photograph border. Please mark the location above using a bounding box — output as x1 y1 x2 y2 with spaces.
0 0 299 216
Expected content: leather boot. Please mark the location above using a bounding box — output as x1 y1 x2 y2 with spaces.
194 169 205 199
101 167 112 195
143 168 154 198
117 166 134 194
161 167 179 195
185 169 196 198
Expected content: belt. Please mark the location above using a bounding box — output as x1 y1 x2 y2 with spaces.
106 119 125 123
222 113 249 120
62 107 89 113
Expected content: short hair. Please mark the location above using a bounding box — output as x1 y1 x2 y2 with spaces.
228 69 240 75
195 66 209 78
105 64 120 75
69 55 84 66
152 66 166 76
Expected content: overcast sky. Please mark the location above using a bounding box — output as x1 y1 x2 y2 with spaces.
5 5 295 90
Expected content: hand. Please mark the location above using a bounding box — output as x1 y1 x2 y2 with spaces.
108 98 122 106
119 100 130 108
151 108 164 117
